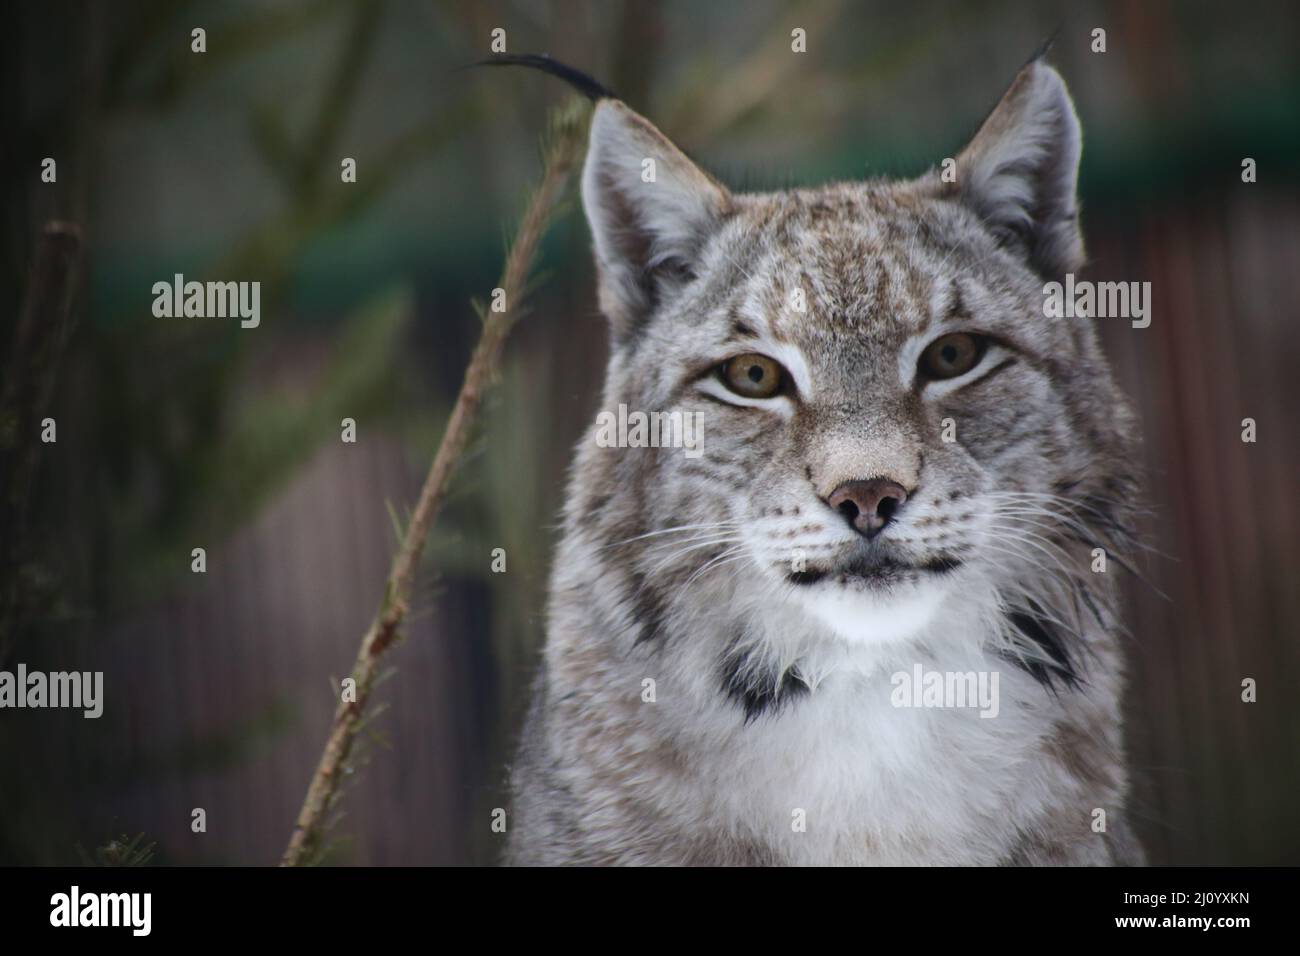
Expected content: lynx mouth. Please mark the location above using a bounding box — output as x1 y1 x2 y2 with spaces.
787 553 962 586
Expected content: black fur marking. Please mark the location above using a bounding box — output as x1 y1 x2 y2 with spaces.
1076 585 1107 632
626 569 669 646
947 284 968 321
1002 597 1081 690
1052 477 1081 495
730 318 757 339
720 643 810 722
788 569 827 585
1024 31 1060 69
919 555 964 574
475 53 616 101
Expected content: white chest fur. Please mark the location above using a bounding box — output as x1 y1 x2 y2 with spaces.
636 615 1063 865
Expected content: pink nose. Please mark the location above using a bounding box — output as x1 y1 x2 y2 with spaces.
826 478 909 538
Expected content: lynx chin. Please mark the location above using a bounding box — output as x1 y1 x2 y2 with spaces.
506 54 1145 866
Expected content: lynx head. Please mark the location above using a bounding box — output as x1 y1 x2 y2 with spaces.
570 59 1138 680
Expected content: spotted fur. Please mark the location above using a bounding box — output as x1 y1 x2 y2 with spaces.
507 58 1145 866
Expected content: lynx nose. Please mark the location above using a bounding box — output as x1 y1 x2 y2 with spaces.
826 478 909 539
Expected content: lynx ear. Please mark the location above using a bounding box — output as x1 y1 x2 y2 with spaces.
950 60 1084 278
581 100 730 337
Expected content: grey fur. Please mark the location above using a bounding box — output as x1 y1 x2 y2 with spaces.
506 60 1145 866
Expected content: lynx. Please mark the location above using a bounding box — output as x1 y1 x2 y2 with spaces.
504 54 1145 866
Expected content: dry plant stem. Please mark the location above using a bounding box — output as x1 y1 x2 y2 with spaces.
281 105 585 867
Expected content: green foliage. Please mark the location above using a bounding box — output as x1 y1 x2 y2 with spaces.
117 287 415 598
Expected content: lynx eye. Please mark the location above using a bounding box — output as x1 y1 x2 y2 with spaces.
720 353 784 399
919 332 986 381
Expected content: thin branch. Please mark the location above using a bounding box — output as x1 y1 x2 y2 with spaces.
280 99 588 867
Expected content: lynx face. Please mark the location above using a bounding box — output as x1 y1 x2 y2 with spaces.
642 187 1112 645
512 57 1145 866
573 60 1136 659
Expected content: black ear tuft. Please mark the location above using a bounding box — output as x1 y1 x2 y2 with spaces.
475 53 615 102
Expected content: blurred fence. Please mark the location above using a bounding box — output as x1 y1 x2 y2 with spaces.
1092 188 1300 866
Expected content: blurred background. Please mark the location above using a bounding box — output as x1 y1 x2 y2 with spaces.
1 0 1296 866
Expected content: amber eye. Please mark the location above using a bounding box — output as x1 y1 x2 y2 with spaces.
919 332 986 381
720 353 784 399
